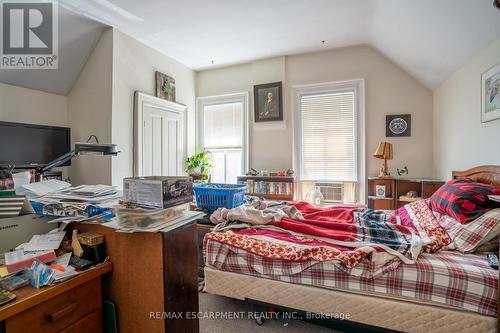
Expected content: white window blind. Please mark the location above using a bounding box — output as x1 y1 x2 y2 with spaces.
199 97 246 184
203 102 242 149
300 91 356 182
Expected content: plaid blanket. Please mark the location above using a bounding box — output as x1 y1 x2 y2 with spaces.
204 238 498 317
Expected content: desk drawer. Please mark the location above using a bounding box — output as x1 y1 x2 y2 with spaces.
6 278 101 333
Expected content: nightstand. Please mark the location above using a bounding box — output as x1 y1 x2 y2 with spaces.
367 177 444 210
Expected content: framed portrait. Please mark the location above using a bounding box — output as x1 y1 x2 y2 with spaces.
254 81 283 122
386 114 411 137
155 71 176 102
481 62 500 123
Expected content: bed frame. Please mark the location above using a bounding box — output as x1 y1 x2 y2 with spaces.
204 166 500 333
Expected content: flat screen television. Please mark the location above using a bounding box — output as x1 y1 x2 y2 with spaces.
0 121 71 168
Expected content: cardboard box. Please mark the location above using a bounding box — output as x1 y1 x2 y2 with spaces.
123 176 193 209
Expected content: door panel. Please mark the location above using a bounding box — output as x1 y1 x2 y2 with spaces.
142 105 182 177
134 92 187 177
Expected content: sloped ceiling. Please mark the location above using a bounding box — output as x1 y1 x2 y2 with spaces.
2 0 500 93
60 0 500 89
0 6 107 95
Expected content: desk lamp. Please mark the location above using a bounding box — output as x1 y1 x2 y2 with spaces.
373 142 393 178
36 143 119 180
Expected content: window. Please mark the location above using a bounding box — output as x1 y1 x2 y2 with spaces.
293 80 364 204
197 93 248 184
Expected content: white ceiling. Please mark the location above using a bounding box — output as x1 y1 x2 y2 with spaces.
2 0 500 94
0 6 107 95
60 0 500 89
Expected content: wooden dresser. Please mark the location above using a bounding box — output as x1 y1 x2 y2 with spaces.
367 177 444 210
0 263 111 333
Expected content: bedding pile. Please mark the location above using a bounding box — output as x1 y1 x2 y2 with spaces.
206 200 445 278
203 177 500 315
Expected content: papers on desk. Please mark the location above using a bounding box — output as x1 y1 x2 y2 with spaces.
42 185 120 204
23 231 66 251
104 210 204 233
16 179 71 198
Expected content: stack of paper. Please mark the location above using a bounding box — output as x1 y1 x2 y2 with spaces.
16 180 71 198
51 253 80 282
23 231 66 251
43 185 120 203
104 210 205 233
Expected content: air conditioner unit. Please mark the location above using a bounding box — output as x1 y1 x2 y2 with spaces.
315 182 343 202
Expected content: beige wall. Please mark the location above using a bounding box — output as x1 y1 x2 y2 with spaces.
196 46 434 179
433 36 500 180
68 29 113 185
0 82 69 177
111 29 197 187
0 82 67 126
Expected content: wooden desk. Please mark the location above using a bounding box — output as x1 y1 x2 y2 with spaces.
76 219 199 333
0 262 112 333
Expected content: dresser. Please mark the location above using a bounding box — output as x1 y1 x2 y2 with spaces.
367 177 444 210
0 263 111 333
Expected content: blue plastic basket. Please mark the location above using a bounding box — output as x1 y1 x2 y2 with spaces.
193 183 246 213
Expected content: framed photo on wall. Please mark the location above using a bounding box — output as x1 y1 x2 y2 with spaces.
155 71 176 102
481 62 500 123
386 114 411 137
254 81 283 122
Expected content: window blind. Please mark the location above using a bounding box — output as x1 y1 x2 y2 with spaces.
300 91 356 182
203 102 243 149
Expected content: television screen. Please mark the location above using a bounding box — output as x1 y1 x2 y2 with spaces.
0 121 71 168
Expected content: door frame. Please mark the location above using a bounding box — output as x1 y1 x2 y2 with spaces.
134 91 188 177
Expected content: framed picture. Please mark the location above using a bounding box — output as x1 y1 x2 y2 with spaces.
386 114 411 137
253 81 283 122
375 185 386 198
155 71 176 102
481 62 500 123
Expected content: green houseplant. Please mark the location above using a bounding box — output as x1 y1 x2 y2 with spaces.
185 149 212 182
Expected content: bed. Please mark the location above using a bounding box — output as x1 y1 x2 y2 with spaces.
203 166 500 333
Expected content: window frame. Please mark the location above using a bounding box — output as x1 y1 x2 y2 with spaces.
196 92 249 181
292 79 365 203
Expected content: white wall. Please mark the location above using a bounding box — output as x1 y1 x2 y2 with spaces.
111 29 197 187
197 46 434 179
433 36 500 180
68 29 113 185
0 82 67 126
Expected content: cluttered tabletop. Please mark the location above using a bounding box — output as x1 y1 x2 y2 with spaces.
0 175 205 313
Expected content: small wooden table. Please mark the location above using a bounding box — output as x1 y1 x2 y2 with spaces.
0 262 112 333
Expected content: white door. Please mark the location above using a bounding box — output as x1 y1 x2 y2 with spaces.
134 92 187 177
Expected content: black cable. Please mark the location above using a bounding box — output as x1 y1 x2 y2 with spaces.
86 135 99 144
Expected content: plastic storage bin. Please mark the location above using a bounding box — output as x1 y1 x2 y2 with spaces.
193 183 246 213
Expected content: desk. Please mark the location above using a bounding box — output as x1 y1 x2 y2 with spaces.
0 262 111 333
76 218 200 333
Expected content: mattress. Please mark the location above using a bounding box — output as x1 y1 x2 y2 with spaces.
205 238 498 317
204 266 497 333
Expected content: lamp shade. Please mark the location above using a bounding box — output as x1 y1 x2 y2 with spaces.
373 142 393 160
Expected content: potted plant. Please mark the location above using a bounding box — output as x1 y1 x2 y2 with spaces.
185 149 212 182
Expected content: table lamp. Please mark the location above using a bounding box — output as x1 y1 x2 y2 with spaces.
373 142 393 177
